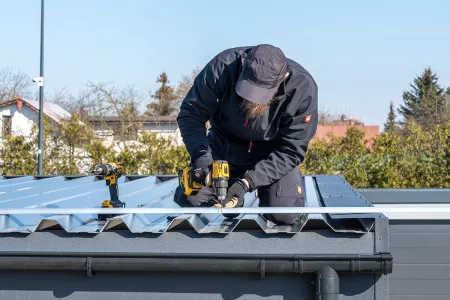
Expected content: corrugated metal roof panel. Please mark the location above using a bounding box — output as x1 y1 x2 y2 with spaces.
0 174 381 234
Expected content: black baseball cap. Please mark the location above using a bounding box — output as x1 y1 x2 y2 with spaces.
236 44 288 105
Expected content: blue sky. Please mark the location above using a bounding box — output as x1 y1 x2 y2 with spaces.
1 0 449 128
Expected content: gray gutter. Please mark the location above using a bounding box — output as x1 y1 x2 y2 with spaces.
0 251 393 277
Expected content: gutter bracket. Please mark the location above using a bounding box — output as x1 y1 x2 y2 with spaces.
294 259 304 273
260 259 265 279
86 257 93 278
350 259 356 273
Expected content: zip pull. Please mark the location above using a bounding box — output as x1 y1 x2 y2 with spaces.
248 140 253 153
244 120 249 127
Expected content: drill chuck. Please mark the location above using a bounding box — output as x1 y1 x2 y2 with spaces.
92 163 120 176
215 178 228 202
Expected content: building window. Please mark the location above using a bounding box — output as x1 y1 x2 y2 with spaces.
2 116 12 138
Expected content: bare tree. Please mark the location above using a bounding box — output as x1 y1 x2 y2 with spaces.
173 67 207 131
49 86 98 118
0 67 33 102
86 81 143 152
175 67 200 106
318 107 340 125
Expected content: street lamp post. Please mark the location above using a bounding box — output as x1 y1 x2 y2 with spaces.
37 0 45 175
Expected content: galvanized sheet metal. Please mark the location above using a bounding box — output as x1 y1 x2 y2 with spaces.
314 175 380 232
0 174 380 234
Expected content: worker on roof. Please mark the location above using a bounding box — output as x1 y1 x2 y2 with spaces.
175 44 318 225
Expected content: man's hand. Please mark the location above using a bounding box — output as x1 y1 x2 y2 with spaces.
222 179 249 208
191 166 210 185
191 152 213 185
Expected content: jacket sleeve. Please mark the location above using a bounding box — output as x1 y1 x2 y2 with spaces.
244 76 318 189
177 55 227 161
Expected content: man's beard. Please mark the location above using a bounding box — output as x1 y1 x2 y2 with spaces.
240 100 269 119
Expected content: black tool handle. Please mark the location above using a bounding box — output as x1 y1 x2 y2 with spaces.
109 183 119 203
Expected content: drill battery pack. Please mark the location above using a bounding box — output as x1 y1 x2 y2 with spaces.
178 168 202 196
98 199 126 221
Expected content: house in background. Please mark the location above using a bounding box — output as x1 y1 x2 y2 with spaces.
0 98 71 140
0 98 182 148
315 115 380 145
86 115 182 148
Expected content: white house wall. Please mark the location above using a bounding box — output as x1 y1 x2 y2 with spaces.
93 128 182 150
0 104 36 138
93 122 182 149
143 122 182 146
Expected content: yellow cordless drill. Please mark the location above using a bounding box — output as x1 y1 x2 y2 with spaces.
178 160 230 205
90 162 125 221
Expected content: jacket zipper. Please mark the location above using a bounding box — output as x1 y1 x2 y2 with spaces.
241 85 287 154
245 118 260 153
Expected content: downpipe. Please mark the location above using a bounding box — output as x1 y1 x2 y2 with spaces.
315 266 339 300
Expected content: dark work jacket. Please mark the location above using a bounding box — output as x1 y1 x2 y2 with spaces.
177 46 318 189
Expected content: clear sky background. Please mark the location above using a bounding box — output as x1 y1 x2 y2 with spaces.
1 0 449 128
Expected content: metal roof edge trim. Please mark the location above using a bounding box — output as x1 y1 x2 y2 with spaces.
357 188 450 204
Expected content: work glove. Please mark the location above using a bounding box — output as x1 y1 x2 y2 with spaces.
222 179 249 208
191 151 213 185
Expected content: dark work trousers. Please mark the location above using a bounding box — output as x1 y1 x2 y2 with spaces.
174 131 305 225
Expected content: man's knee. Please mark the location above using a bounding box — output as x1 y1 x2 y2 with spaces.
268 212 300 225
258 167 305 225
265 196 304 225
